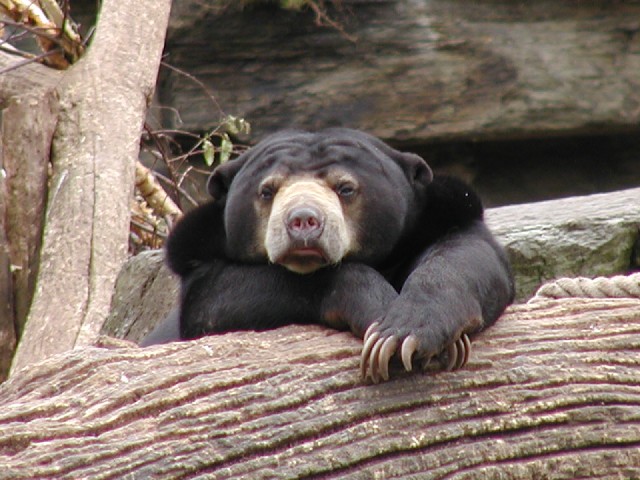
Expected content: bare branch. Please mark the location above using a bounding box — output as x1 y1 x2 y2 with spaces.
0 0 84 68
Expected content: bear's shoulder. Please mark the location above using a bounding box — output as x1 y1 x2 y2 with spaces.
165 200 226 276
420 175 484 238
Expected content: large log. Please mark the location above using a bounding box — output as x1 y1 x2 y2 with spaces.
2 297 640 478
161 0 640 142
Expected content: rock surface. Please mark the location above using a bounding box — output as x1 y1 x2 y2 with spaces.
486 187 640 299
103 249 178 343
160 1 640 143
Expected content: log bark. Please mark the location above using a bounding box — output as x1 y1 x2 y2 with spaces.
5 0 172 376
162 0 640 143
2 298 640 478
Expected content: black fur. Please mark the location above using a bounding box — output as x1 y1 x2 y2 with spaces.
142 128 514 380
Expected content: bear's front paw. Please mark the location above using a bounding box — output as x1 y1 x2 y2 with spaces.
360 316 479 383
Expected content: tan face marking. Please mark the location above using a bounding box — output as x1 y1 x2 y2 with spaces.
258 175 359 274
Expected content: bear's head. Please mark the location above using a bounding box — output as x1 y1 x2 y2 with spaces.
207 129 433 274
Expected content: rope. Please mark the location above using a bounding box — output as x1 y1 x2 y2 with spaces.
531 272 640 301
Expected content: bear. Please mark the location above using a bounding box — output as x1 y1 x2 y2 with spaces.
142 128 514 383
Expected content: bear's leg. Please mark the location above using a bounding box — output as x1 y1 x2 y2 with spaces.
362 221 514 382
141 260 324 346
142 261 400 353
178 261 394 337
319 263 398 337
179 262 398 341
178 261 333 339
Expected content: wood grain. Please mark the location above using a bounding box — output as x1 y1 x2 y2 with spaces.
2 298 639 478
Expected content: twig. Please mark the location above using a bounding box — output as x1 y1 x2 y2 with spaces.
305 0 356 43
0 0 84 68
154 171 199 210
0 47 60 75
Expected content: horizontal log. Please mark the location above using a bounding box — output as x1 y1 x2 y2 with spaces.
2 297 640 477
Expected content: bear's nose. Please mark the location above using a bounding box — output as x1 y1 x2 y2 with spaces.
286 206 325 241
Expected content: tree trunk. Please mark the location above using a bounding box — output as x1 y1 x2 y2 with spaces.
1 93 57 333
1 298 639 478
0 51 62 379
1 0 172 377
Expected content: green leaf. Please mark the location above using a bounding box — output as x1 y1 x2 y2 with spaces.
222 115 251 136
219 133 233 165
203 138 215 166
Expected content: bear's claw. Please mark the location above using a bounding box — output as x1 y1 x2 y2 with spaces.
360 324 380 379
445 334 471 371
401 335 418 372
360 323 472 383
377 336 399 381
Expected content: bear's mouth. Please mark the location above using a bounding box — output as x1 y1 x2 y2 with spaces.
278 247 328 274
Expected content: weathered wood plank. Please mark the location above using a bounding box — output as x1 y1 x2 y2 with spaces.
2 298 640 478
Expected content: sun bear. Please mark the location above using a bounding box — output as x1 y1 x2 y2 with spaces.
142 128 514 382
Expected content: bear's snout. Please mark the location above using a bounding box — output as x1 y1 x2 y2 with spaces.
286 206 325 242
263 178 355 274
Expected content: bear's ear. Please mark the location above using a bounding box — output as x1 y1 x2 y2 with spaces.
348 129 433 189
206 157 246 200
396 152 433 189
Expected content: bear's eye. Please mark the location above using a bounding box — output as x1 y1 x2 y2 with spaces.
336 182 356 198
259 185 275 201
